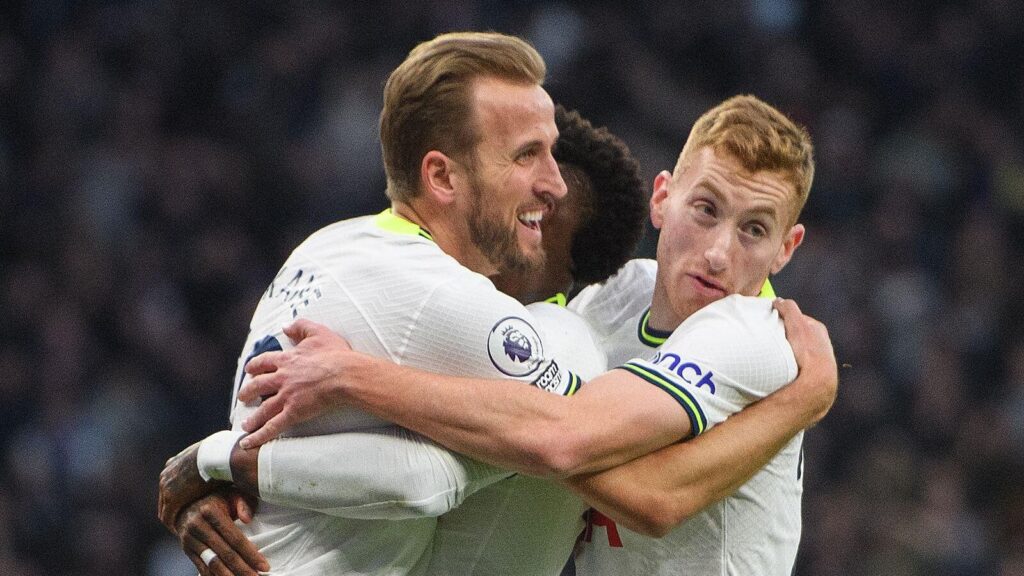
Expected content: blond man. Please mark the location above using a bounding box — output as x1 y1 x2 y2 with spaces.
233 95 836 575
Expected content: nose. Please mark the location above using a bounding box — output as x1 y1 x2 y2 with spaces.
704 228 733 273
538 150 567 200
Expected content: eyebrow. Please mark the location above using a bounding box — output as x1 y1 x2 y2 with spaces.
695 178 781 221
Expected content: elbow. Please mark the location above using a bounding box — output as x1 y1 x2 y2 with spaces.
630 513 676 538
521 429 590 479
621 496 695 538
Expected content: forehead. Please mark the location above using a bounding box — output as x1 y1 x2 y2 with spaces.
681 147 797 219
470 77 556 146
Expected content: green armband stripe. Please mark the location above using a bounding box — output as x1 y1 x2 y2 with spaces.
565 372 582 396
618 362 706 437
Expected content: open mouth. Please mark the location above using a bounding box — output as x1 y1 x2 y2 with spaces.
691 274 726 294
517 209 544 231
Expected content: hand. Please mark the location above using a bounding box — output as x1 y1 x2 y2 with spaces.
158 442 225 531
176 489 269 576
773 298 838 426
236 319 362 448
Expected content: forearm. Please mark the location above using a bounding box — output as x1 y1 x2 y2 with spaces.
337 355 582 477
230 428 511 519
340 358 686 478
565 384 812 537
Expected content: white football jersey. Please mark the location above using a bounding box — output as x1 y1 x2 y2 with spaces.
575 295 803 576
228 210 581 576
426 302 606 576
569 259 663 368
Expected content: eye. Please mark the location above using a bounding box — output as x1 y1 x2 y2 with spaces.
517 147 539 162
744 221 768 238
694 200 716 219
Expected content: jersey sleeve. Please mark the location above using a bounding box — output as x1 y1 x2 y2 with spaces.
399 276 583 396
257 426 512 519
618 296 798 437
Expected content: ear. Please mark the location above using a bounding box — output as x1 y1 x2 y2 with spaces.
649 170 673 230
420 151 460 205
771 223 805 274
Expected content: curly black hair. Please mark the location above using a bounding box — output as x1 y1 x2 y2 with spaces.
553 105 647 289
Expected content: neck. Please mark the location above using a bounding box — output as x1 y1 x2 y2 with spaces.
393 201 497 276
648 278 683 333
492 269 572 305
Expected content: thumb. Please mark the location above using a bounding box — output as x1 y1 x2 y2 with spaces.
283 318 328 344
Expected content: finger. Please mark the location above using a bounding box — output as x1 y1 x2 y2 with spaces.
182 532 230 576
240 391 284 434
774 300 808 339
239 411 290 449
228 492 254 524
185 517 259 576
772 297 802 317
184 550 212 576
204 507 267 575
283 318 326 343
238 372 282 404
244 349 287 377
211 499 270 571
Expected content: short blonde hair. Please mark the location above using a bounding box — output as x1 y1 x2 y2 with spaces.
380 32 546 202
678 95 814 222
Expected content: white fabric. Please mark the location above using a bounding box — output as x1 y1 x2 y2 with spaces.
569 259 660 366
196 430 245 482
258 427 511 519
223 215 579 576
576 295 804 576
425 303 605 575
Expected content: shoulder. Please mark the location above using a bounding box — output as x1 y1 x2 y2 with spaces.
292 215 480 291
526 303 606 379
659 295 796 380
569 259 657 335
671 295 783 344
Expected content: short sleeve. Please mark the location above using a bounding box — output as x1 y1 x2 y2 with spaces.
399 276 582 396
618 295 798 436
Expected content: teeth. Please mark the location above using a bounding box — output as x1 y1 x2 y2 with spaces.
517 210 543 225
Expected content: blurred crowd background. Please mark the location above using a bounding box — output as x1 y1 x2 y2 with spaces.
1 1 1023 575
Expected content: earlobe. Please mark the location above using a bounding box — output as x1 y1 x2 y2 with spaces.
421 151 458 204
649 171 673 229
771 223 805 274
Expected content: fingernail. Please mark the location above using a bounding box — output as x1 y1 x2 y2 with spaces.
239 438 251 449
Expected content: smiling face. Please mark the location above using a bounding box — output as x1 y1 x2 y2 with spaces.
650 146 805 327
455 77 567 275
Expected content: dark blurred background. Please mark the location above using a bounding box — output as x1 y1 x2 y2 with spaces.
1 1 1023 575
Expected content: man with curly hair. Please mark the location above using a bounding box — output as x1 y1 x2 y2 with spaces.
216 94 836 576
159 98 652 575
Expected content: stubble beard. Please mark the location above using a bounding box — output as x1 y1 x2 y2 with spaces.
467 172 545 276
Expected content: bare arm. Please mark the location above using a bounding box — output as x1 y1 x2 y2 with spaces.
564 298 837 537
237 320 690 478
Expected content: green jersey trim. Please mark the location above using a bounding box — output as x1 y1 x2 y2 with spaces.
637 278 775 348
618 361 706 437
637 307 672 347
374 209 435 242
543 293 568 307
